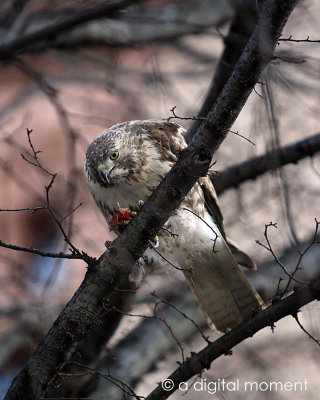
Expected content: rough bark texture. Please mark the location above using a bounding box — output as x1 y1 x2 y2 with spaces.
4 0 299 398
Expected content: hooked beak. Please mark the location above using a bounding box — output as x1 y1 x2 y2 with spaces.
99 163 119 184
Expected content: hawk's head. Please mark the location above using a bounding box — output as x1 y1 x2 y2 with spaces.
84 120 186 215
85 120 185 189
85 122 142 187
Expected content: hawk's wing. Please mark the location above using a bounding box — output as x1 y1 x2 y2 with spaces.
138 120 186 157
142 120 256 270
199 176 256 270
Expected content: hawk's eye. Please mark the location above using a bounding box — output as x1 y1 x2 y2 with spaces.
110 151 119 160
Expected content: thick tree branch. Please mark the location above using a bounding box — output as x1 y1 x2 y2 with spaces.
186 0 263 142
4 1 298 399
214 131 320 194
145 276 320 400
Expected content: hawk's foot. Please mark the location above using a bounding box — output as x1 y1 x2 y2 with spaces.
137 200 144 208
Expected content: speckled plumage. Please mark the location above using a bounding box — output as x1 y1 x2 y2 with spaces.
84 120 263 332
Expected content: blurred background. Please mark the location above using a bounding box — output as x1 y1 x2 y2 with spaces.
0 0 319 398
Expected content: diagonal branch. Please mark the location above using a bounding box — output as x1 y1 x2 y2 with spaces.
4 1 299 399
145 276 320 400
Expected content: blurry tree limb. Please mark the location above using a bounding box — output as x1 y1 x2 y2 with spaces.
214 132 320 194
186 0 263 142
0 0 232 59
146 276 320 400
0 0 147 60
50 0 233 48
4 1 298 399
262 71 300 246
0 0 29 38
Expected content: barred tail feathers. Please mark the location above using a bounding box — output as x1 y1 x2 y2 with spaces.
183 245 263 332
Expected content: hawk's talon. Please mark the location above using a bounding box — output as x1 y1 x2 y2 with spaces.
149 235 160 248
137 200 144 209
104 240 113 249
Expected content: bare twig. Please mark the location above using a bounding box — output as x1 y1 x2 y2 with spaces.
0 206 45 212
0 239 83 260
294 313 320 347
21 128 54 175
256 223 305 284
13 128 94 264
104 302 186 362
151 292 210 344
168 108 256 146
279 35 320 43
148 240 191 272
181 207 219 253
71 362 143 400
281 218 320 296
229 130 256 146
154 301 186 362
166 106 206 123
60 202 83 224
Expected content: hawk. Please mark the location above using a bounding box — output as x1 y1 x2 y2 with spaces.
84 120 263 332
